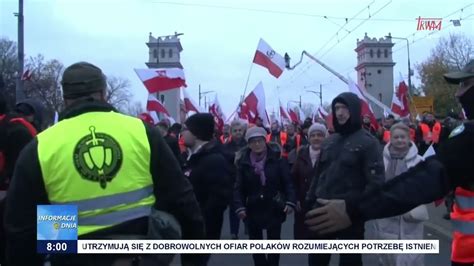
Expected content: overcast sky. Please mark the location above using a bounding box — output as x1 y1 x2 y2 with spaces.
1 0 473 117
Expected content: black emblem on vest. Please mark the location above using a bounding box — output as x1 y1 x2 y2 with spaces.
73 126 122 189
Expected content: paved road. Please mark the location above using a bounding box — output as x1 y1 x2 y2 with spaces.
171 206 452 265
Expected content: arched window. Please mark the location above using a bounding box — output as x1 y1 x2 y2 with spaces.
384 49 388 58
169 49 173 58
370 49 374 58
377 49 381 58
153 49 158 58
161 49 165 58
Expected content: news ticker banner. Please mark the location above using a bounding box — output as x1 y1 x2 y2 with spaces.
77 240 439 254
37 205 439 254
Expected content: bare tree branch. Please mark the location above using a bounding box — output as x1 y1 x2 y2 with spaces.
106 76 132 112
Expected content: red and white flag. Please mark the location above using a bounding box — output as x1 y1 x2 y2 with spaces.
209 94 226 134
391 74 410 118
21 69 32 81
313 105 328 122
239 82 270 127
287 106 299 124
135 68 186 93
182 89 201 114
348 79 379 130
279 100 290 123
147 94 170 116
253 38 286 78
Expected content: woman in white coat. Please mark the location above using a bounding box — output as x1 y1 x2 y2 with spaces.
374 122 429 266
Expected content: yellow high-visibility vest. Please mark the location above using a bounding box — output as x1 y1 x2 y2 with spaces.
37 111 155 236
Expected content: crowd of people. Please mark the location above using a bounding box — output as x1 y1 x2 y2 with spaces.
136 90 459 266
0 61 469 266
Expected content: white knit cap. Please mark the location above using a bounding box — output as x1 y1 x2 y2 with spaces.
308 123 328 137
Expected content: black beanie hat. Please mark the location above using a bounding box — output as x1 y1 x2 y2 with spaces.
185 113 215 141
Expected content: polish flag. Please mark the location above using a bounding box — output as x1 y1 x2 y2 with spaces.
392 74 411 118
138 112 156 125
209 94 226 134
348 79 379 130
391 88 404 117
314 105 328 122
182 89 201 114
279 100 290 122
287 106 299 124
135 68 186 93
297 106 305 123
253 38 286 78
147 94 170 116
240 82 270 127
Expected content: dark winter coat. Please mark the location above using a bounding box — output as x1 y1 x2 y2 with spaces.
0 114 36 188
184 140 233 222
233 146 296 228
4 100 205 266
222 138 247 182
163 134 185 168
306 92 385 209
291 145 317 239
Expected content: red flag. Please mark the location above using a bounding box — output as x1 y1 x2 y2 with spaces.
253 39 286 78
182 89 201 114
313 105 328 122
135 68 186 93
287 107 299 124
138 112 155 125
392 74 410 118
209 95 226 134
240 82 270 127
147 94 170 116
279 100 290 123
348 80 379 130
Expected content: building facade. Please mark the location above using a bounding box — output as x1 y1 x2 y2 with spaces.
355 33 395 118
146 32 183 123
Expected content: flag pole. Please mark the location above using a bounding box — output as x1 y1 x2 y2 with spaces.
242 62 254 99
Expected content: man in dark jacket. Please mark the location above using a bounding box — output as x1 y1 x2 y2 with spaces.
223 119 247 239
0 95 41 264
15 98 45 132
182 113 233 263
305 92 385 266
4 62 205 266
157 121 185 168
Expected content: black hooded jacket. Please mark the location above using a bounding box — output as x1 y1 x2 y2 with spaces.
15 98 45 131
306 92 385 208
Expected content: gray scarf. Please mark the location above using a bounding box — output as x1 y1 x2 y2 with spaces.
385 146 409 181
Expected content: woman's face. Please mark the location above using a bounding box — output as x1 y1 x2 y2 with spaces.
248 137 266 153
309 131 326 150
390 128 410 150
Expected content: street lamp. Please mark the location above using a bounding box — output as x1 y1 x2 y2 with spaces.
306 84 323 106
386 34 412 96
288 97 302 108
198 84 214 108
